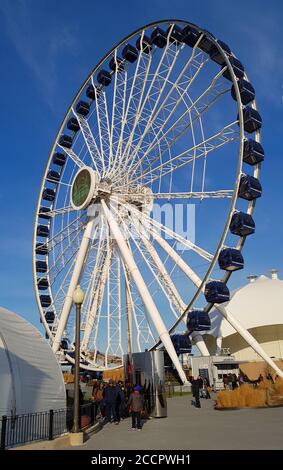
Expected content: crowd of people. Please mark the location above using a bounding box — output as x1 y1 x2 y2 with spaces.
91 380 145 430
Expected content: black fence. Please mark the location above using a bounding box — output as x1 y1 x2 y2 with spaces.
0 402 96 450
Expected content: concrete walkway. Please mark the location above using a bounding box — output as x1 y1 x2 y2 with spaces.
65 396 283 450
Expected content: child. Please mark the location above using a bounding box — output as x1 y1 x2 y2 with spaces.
127 385 144 430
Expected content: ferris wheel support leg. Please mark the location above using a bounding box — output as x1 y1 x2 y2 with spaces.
140 230 209 356
191 331 210 356
152 230 283 379
101 199 188 384
217 305 283 378
52 216 95 353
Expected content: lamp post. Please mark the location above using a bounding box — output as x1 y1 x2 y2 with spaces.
72 284 84 434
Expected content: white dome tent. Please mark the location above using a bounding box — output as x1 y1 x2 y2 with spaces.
203 270 283 364
0 307 66 417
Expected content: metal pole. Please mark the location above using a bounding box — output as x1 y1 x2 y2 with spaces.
73 303 81 433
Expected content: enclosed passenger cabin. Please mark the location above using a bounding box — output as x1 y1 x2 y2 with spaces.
109 56 124 72
181 25 201 47
122 44 138 63
36 260 47 273
187 310 211 331
38 207 51 220
35 243 48 255
151 27 167 48
37 278 49 290
218 248 244 271
204 281 230 304
37 225 49 237
86 84 99 100
243 139 264 165
166 24 183 44
238 174 262 200
209 40 231 65
97 70 112 87
76 100 90 117
52 152 66 167
198 30 216 54
222 57 244 81
42 188 56 202
231 79 255 105
45 311 55 324
67 117 80 132
170 334 192 355
136 35 152 53
47 170 60 183
242 106 262 133
60 339 69 350
229 211 255 237
40 295 52 308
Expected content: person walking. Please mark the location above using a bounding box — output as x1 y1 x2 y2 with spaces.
127 385 144 430
191 377 201 408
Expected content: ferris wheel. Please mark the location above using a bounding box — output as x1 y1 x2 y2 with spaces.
33 19 274 383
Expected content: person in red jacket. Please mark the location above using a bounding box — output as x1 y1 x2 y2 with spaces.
127 385 144 430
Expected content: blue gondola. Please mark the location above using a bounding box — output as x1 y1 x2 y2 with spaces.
37 225 49 237
218 248 244 271
243 139 264 165
60 339 69 350
151 27 167 48
136 35 152 53
52 152 66 166
198 30 216 54
37 278 49 290
38 207 51 220
109 56 124 72
86 84 100 99
231 79 255 105
67 117 80 132
166 24 183 44
42 188 56 201
36 243 48 255
209 40 231 65
238 174 262 200
187 310 211 331
181 25 201 47
58 134 73 148
47 170 60 183
40 295 51 307
204 281 230 304
122 44 138 63
36 260 47 272
222 57 244 81
242 106 262 133
171 334 192 354
97 70 112 87
230 211 255 236
45 311 55 324
76 100 90 117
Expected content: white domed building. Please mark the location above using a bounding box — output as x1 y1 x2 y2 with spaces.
0 307 66 417
202 270 283 377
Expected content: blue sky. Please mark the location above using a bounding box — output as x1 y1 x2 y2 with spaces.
0 0 282 333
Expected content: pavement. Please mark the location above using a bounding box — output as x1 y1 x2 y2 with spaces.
64 395 283 450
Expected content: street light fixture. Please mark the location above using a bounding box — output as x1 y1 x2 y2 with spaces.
72 284 84 434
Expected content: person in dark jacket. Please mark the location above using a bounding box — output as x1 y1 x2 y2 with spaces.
103 380 119 423
191 377 201 408
127 385 144 430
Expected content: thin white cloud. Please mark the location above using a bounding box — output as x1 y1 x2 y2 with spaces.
0 0 79 110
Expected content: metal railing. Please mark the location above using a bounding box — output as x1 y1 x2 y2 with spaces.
0 402 96 450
